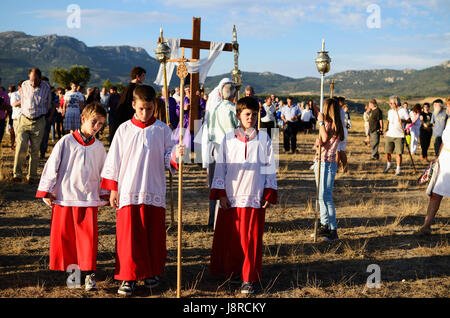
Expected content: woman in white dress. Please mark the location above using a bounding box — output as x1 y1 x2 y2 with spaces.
415 97 450 235
63 82 85 133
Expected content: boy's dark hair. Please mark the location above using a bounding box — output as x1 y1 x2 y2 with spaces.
133 85 156 102
81 102 107 119
337 96 345 103
130 66 146 80
236 96 259 115
432 99 443 105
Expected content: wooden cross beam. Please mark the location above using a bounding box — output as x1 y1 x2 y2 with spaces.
161 17 233 133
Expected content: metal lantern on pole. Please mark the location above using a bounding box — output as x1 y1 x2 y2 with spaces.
231 25 242 93
313 39 331 243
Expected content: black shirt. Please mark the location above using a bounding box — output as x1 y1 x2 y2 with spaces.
368 107 382 133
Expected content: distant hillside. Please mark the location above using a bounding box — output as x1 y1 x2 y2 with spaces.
205 61 450 98
0 31 448 98
0 31 160 87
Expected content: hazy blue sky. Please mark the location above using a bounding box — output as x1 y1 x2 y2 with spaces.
1 0 449 79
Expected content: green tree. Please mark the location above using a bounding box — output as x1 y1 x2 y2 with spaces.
50 67 71 88
51 65 90 88
103 79 113 91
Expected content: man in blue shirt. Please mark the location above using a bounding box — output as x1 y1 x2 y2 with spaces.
281 97 301 153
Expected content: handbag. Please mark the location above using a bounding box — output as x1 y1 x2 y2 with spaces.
418 161 440 196
418 162 434 185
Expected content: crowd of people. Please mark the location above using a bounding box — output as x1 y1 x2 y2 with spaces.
0 65 449 296
362 97 448 176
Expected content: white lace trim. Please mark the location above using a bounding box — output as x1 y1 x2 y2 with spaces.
212 177 225 189
229 195 262 209
119 192 166 209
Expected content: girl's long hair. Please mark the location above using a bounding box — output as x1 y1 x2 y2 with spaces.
323 98 345 141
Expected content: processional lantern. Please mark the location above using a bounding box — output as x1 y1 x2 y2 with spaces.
231 25 242 91
312 39 331 243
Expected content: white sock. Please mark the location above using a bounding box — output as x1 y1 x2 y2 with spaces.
396 166 401 172
387 162 392 168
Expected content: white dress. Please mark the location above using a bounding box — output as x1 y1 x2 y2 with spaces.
433 121 450 197
64 91 84 131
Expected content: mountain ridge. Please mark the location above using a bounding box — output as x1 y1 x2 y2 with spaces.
0 31 448 98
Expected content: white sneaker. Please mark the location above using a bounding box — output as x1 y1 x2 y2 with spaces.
395 168 401 176
240 282 254 294
118 280 136 296
85 273 98 291
383 163 392 173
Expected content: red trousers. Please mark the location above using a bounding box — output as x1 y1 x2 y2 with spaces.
210 207 266 283
49 205 98 272
114 204 166 281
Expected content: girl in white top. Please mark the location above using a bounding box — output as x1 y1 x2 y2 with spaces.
416 97 450 236
36 103 108 291
209 96 277 295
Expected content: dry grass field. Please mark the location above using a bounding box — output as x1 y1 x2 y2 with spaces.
0 114 449 299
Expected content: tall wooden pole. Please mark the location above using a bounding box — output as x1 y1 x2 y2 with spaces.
314 73 325 243
162 59 175 228
395 107 417 174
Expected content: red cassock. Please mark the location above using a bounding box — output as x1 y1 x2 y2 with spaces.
208 129 278 283
49 206 98 271
36 130 109 272
100 116 177 281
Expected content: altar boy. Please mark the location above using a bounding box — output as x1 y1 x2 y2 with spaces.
36 103 109 291
209 96 278 294
100 85 183 296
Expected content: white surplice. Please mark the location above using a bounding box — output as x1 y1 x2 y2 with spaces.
211 129 277 209
101 117 176 210
36 131 109 207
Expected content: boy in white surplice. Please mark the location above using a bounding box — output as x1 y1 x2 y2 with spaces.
209 96 278 295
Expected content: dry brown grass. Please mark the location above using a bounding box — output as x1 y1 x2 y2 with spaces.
0 114 449 298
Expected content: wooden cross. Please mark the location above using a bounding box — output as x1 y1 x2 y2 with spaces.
161 17 233 133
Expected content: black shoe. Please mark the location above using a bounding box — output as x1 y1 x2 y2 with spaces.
323 229 339 241
318 224 330 237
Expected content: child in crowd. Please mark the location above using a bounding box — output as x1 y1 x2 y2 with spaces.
100 85 183 296
36 103 109 291
314 98 345 241
209 96 278 295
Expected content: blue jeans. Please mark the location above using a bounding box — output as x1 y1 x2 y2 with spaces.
314 161 338 230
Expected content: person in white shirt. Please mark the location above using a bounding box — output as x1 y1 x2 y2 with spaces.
260 96 276 139
10 81 24 149
301 103 314 134
384 95 411 175
281 97 301 153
